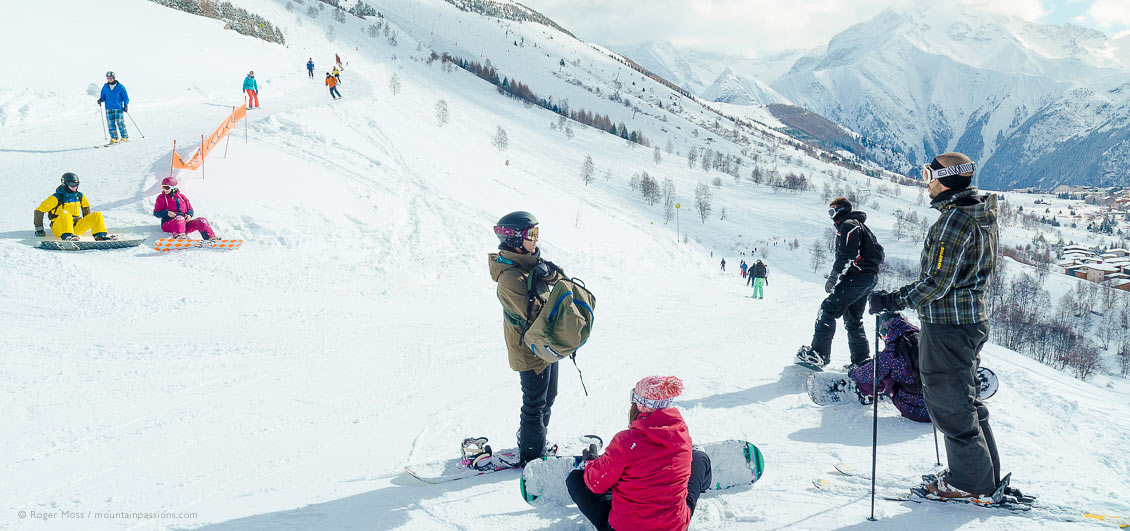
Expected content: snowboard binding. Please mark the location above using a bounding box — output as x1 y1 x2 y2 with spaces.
461 437 495 470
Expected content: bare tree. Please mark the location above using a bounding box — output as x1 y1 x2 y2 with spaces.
581 155 595 186
640 172 660 205
720 206 727 221
492 126 509 151
687 147 697 168
434 99 449 127
388 73 401 95
694 183 712 224
654 145 662 165
665 138 674 155
810 239 826 272
662 178 676 224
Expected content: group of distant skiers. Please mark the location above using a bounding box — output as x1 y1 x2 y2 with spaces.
307 54 345 100
485 151 1008 531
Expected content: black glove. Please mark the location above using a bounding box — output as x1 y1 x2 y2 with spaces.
824 275 838 294
35 227 46 237
868 291 901 314
123 104 128 113
531 261 552 281
581 443 600 462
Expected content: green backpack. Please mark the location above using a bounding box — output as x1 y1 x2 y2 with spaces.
523 268 596 364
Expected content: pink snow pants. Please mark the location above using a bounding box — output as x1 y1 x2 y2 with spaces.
162 216 215 239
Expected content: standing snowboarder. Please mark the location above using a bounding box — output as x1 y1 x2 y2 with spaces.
33 172 117 241
154 177 218 240
325 73 341 100
719 258 726 271
796 197 883 370
306 58 315 79
96 71 129 144
243 71 259 109
566 375 711 531
488 211 565 465
869 152 1003 500
750 259 768 298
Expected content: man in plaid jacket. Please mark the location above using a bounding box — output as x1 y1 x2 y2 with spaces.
869 152 1002 500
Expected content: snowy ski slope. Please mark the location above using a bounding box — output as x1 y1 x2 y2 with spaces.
1 1 1128 530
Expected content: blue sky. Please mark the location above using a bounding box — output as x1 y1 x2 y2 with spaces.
521 0 1130 57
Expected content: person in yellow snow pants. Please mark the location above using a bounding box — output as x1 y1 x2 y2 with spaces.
33 172 116 241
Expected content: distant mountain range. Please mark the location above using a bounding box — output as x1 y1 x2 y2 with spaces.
612 1 1130 190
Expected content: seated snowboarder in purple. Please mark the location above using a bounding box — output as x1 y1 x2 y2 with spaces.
848 314 929 422
154 177 218 240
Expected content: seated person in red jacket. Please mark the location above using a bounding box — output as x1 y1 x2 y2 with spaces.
566 375 712 531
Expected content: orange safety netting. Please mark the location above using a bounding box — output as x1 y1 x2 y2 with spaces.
171 105 247 170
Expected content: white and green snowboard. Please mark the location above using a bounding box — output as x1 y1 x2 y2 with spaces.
520 439 765 506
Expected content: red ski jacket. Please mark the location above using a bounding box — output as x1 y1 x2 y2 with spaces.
583 408 693 531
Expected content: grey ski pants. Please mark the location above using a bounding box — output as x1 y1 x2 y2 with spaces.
919 321 1001 495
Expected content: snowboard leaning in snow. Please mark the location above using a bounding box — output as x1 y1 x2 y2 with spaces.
806 366 999 406
520 439 765 506
153 238 243 252
40 236 146 251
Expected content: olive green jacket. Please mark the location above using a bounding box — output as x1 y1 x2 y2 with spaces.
488 249 562 374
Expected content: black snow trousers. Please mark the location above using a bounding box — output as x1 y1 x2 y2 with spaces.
810 273 876 365
566 449 712 531
518 363 558 463
919 321 1001 495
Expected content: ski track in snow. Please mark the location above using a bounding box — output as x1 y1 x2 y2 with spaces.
1 1 1129 530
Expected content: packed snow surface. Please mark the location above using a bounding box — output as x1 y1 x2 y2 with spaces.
2 1 1128 530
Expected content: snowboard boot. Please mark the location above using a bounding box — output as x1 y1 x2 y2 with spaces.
172 233 188 239
60 233 79 241
795 346 827 371
93 233 118 241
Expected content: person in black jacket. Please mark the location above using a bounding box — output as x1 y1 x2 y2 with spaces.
796 197 882 370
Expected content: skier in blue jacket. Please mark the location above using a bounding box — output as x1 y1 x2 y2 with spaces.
306 58 315 78
96 71 129 144
243 71 259 109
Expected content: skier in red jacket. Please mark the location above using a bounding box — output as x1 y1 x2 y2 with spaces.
566 375 712 531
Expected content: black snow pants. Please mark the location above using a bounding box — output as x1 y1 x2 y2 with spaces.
919 321 1001 495
566 449 712 531
810 272 876 366
518 363 558 463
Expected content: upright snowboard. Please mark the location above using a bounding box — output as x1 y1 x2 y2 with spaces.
807 366 999 406
153 238 243 252
520 439 765 506
40 236 146 251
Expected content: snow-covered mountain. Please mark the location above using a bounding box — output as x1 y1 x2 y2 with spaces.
702 68 791 106
615 41 814 97
3 0 1130 529
769 2 1130 189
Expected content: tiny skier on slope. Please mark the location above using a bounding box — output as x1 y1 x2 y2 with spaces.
795 197 883 370
243 71 259 109
96 71 129 144
326 73 342 100
154 177 218 240
488 211 565 465
750 259 768 298
33 172 117 241
306 58 315 79
566 375 712 531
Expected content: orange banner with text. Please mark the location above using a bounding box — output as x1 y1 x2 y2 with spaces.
171 105 247 170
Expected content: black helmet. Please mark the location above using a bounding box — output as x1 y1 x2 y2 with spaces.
493 211 538 249
61 172 80 186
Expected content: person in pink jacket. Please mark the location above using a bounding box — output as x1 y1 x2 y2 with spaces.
566 375 712 531
154 177 218 239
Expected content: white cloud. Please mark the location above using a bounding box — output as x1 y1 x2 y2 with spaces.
956 0 1047 21
1091 0 1130 28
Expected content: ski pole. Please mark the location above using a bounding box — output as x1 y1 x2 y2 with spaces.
98 106 107 141
868 312 881 522
932 425 942 466
571 353 589 397
125 111 146 138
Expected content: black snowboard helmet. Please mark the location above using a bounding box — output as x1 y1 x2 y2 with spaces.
61 172 80 187
493 211 538 249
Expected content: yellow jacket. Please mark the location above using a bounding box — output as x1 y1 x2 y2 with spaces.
34 187 90 227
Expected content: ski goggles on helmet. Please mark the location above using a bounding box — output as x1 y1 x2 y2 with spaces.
922 162 975 183
494 225 538 242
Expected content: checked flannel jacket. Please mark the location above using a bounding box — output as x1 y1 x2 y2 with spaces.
895 188 999 324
